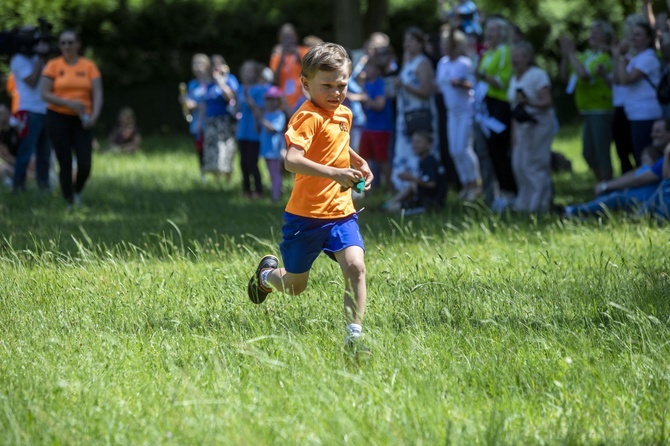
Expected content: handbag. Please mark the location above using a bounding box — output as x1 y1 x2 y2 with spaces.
400 87 432 135
642 66 670 105
404 108 433 135
511 103 537 124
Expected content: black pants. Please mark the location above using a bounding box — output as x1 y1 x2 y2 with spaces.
612 106 634 173
485 97 517 195
238 139 262 193
45 110 93 203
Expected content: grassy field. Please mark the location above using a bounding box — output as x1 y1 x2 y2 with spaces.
1 129 669 445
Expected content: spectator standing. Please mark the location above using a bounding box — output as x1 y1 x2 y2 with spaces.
507 41 555 214
258 86 287 202
344 71 367 153
41 30 103 207
436 25 481 201
358 56 395 193
180 54 211 175
475 17 515 207
236 60 268 198
198 55 239 182
392 26 438 192
609 15 643 174
560 20 615 182
10 39 51 192
269 23 309 112
437 0 483 37
612 21 662 165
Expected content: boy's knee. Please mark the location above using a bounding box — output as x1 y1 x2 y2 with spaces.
284 279 308 296
343 259 366 280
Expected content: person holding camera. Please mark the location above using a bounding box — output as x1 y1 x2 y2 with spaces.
10 37 51 192
507 41 556 214
41 30 103 207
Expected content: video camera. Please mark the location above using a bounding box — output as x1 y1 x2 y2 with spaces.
0 18 57 58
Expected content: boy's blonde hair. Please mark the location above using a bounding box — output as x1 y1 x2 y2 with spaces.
301 42 352 79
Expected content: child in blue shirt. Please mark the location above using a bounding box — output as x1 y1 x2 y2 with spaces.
236 60 269 198
259 86 287 202
358 56 394 192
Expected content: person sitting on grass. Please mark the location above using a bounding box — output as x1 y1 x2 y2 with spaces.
383 130 447 214
108 107 141 154
563 118 670 217
636 143 670 221
246 42 374 352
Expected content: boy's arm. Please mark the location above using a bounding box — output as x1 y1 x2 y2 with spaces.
285 145 364 189
349 148 374 190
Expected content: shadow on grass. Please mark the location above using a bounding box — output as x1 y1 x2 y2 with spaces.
0 143 652 259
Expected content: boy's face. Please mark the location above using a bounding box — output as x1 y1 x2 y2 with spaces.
301 66 350 112
411 133 431 156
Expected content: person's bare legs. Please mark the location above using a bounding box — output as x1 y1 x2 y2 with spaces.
334 246 366 326
265 269 309 296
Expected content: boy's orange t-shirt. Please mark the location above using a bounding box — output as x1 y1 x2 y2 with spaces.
284 100 356 219
42 56 101 116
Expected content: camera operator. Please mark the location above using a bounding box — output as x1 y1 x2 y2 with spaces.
10 37 52 192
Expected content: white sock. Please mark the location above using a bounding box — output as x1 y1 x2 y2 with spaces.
346 323 362 340
260 269 272 289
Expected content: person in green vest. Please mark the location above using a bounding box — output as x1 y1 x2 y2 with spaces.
474 16 516 208
560 20 615 183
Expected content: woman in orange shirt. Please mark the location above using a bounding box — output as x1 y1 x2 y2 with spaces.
269 23 309 111
41 30 103 207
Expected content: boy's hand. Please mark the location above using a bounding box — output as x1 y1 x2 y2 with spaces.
336 168 365 190
357 159 374 191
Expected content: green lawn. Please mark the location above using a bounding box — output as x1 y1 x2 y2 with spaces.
1 129 669 445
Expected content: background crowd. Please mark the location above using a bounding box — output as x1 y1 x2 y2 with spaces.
3 0 670 221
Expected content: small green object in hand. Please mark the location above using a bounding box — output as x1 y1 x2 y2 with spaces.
354 178 366 194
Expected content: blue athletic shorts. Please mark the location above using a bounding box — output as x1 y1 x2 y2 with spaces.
280 212 365 274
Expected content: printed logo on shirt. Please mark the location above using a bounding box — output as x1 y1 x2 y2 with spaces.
76 71 86 77
59 70 65 77
339 122 349 132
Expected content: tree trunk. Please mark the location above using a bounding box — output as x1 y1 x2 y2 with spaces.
363 0 388 37
334 0 363 50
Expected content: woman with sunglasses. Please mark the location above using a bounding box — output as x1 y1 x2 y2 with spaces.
41 30 103 207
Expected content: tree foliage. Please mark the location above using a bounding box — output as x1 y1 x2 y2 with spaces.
0 0 664 133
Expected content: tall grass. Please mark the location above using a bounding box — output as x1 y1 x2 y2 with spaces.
1 130 669 445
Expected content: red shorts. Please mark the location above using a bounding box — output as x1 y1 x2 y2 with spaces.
358 130 391 162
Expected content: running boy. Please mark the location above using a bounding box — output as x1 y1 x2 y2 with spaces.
247 42 374 348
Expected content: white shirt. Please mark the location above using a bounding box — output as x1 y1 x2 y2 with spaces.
508 66 551 115
436 55 473 113
10 54 47 114
623 48 662 121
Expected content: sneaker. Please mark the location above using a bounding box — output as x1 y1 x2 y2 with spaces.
73 193 82 206
344 336 372 356
247 254 278 304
